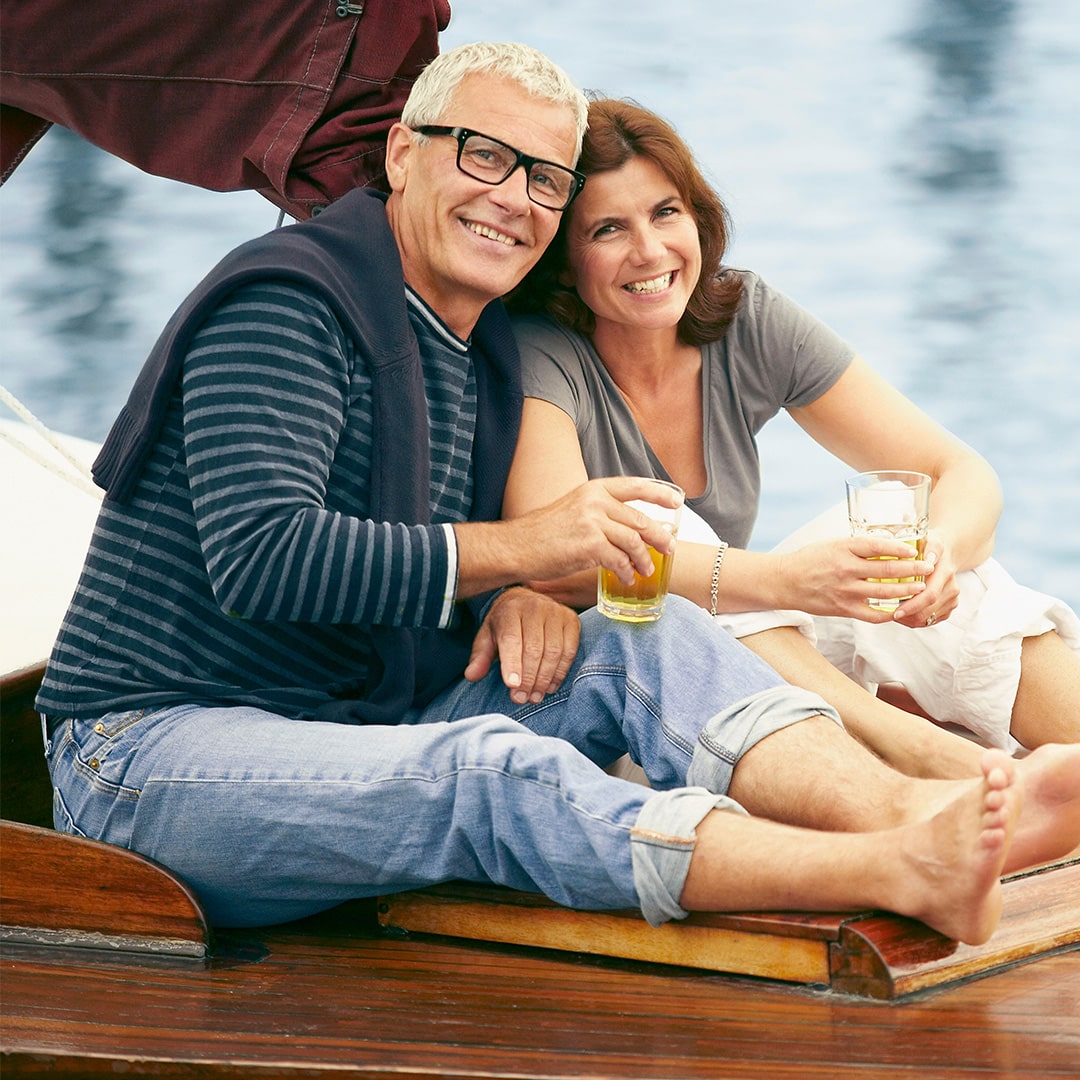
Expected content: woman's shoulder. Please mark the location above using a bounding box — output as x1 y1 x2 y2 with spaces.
511 311 583 348
720 268 782 315
511 312 595 370
718 268 830 340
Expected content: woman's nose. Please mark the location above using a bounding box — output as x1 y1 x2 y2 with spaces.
629 227 664 263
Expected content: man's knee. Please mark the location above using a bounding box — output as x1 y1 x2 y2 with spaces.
686 685 842 793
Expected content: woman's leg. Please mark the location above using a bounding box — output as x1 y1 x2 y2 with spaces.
740 625 982 779
1010 630 1080 747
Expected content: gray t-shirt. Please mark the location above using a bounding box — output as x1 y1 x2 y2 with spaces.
513 271 855 548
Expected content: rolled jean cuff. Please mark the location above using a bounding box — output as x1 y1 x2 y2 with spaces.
687 685 842 795
630 787 747 926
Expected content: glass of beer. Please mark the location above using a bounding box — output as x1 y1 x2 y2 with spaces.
597 480 683 622
846 470 931 612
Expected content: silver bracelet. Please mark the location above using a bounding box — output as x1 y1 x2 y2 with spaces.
709 541 729 617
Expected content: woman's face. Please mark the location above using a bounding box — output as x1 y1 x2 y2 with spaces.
564 155 702 335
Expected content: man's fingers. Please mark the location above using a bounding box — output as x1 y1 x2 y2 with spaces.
601 475 684 513
522 616 580 698
464 623 499 684
496 624 529 704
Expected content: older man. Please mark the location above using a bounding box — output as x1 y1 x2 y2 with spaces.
37 42 1061 947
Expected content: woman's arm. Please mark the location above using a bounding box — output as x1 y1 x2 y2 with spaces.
503 398 789 614
503 398 592 518
781 355 1003 627
501 397 599 606
788 355 1003 572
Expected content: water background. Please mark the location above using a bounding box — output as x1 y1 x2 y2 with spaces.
2 0 1078 610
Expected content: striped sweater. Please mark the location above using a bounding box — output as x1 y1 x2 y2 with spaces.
36 280 497 721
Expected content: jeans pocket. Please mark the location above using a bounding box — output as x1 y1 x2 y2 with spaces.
52 720 142 847
69 709 150 784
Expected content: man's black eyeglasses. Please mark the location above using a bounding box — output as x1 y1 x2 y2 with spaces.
416 126 585 211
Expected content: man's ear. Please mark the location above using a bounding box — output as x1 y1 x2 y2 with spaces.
384 122 414 192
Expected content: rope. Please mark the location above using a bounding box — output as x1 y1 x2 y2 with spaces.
0 384 104 500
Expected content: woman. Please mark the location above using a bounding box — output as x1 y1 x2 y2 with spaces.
504 97 1080 778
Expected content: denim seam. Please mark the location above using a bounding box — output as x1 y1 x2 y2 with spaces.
69 756 142 801
52 787 87 837
695 729 739 765
96 708 148 739
140 767 640 823
513 664 697 761
624 681 697 757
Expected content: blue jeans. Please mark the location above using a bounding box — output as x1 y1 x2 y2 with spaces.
44 598 838 927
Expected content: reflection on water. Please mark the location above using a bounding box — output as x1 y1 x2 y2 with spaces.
10 131 133 436
898 0 1013 365
903 0 1014 193
1 0 1077 609
28 128 130 340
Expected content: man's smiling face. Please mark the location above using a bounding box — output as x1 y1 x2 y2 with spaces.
385 74 580 339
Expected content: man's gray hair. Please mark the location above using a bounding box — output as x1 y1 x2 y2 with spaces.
402 42 589 159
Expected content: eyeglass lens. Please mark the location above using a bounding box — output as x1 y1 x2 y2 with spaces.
459 133 576 209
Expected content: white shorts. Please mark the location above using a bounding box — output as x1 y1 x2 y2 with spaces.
699 504 1080 751
810 558 1080 750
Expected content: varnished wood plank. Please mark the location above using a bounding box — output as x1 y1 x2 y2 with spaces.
3 905 1078 1077
832 857 1080 997
377 860 1080 999
382 881 850 940
378 884 835 984
0 821 211 959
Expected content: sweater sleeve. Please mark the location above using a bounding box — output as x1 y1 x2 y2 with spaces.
181 281 457 628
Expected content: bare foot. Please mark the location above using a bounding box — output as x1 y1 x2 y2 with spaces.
1005 743 1080 874
894 749 1022 945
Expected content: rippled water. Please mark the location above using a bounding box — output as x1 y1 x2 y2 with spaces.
1 0 1077 609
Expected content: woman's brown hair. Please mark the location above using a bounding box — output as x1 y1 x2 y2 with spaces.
507 97 744 346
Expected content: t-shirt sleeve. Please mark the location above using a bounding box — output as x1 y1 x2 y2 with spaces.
512 314 593 430
730 272 856 412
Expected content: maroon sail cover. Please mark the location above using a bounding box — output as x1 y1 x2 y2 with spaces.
0 0 450 219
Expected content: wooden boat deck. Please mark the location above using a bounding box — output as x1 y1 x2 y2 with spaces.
3 663 1079 1076
4 901 1078 1078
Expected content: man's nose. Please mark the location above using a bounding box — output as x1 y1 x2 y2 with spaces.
489 163 534 210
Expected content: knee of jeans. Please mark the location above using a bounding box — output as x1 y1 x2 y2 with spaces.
425 713 562 777
686 685 841 793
